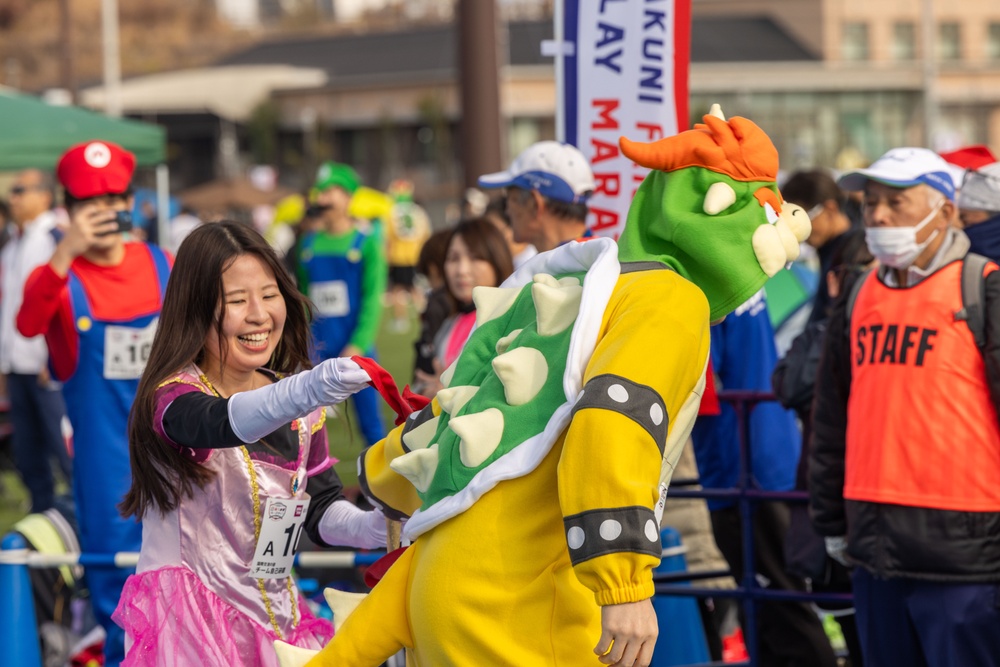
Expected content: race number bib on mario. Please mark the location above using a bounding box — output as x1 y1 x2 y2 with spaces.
310 280 350 317
103 319 158 380
251 497 311 579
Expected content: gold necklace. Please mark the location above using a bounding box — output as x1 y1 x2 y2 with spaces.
199 373 299 637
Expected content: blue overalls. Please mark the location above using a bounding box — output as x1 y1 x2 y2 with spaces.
64 244 170 667
299 230 386 445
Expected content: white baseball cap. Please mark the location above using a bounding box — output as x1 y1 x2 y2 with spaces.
839 147 956 201
958 162 1000 212
478 141 596 204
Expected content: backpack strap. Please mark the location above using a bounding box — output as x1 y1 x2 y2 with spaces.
955 253 990 352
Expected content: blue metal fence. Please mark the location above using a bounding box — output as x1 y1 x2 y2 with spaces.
1 389 846 667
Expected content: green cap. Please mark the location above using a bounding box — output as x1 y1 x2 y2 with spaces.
314 161 360 194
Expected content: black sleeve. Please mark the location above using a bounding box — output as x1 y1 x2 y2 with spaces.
303 466 347 547
982 270 1000 417
771 321 826 415
808 275 856 537
413 288 453 376
162 392 243 449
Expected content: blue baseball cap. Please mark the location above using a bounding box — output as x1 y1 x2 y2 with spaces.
478 141 596 204
838 147 956 201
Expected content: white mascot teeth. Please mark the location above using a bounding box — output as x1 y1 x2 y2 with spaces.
752 224 787 277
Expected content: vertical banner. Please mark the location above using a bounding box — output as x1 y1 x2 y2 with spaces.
561 0 691 239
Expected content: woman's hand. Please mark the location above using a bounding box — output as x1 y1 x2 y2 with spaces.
414 357 447 399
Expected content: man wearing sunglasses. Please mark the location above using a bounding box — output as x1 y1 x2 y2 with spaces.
0 169 72 515
16 141 171 667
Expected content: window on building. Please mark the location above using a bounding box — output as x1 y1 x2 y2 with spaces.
842 22 869 61
892 22 916 60
988 23 1000 61
938 22 962 61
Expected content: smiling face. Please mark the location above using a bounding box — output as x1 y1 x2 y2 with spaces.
202 253 287 380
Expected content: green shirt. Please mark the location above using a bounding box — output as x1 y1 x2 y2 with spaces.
296 226 388 353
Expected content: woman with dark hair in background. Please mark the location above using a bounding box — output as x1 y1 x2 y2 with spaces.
414 218 513 397
115 221 384 666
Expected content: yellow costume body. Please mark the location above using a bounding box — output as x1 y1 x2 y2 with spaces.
307 266 710 666
274 110 811 667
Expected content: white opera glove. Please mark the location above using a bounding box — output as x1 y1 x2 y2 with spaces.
825 535 850 567
318 500 388 549
227 358 371 443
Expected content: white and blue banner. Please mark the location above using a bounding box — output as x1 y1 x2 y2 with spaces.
558 0 691 239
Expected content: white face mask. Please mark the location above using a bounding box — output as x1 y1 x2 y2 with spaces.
864 201 944 269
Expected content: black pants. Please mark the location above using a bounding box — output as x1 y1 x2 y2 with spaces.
711 502 838 667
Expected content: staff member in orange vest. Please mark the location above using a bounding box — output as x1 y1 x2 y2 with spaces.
809 147 1000 667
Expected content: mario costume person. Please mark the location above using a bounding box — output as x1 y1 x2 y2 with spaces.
275 107 809 667
17 141 171 667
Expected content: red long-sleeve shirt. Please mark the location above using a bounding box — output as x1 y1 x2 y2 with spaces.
17 243 172 381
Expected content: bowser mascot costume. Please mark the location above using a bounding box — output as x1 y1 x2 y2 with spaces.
276 106 809 666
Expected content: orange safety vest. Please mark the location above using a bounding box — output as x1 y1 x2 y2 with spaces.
846 260 1000 512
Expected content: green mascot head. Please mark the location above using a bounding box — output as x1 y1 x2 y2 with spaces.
618 105 810 320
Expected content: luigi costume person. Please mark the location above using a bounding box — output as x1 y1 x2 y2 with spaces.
296 162 388 445
17 140 171 667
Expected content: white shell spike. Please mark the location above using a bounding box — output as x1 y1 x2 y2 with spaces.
703 182 737 215
389 445 439 493
533 273 561 288
531 282 583 336
709 103 726 121
437 385 479 416
492 347 548 406
495 328 524 355
472 285 521 327
401 415 440 451
323 588 368 632
558 276 582 287
439 359 458 388
274 641 319 667
450 408 505 468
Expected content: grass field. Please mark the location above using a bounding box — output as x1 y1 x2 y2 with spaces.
0 306 420 536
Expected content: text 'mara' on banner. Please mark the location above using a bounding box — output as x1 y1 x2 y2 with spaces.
558 0 692 240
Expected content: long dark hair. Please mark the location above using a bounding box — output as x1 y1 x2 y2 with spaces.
120 221 313 520
444 218 514 307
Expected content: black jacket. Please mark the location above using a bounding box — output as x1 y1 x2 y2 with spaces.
809 230 1000 581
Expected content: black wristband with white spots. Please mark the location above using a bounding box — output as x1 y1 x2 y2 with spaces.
571 374 668 455
563 506 662 565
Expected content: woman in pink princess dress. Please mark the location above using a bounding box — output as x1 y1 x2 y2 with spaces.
114 221 387 666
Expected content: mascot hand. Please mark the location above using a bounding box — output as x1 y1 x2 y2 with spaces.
595 599 658 667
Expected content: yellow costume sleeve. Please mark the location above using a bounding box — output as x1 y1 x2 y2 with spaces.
358 401 442 520
558 271 710 606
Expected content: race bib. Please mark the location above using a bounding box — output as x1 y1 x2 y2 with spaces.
103 319 158 380
311 280 350 317
250 497 310 579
